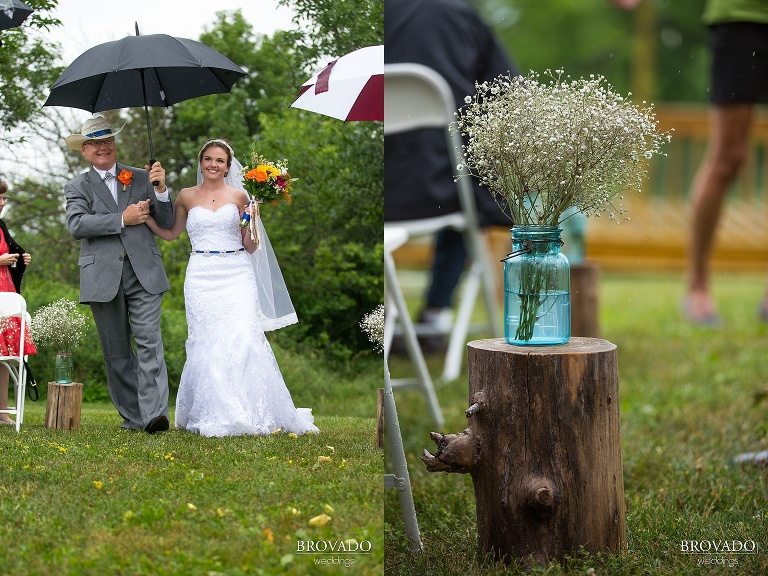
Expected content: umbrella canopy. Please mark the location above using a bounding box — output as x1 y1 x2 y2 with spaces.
44 28 246 164
0 0 33 31
291 44 383 121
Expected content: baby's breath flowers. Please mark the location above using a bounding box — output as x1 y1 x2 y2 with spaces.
30 298 88 352
455 69 671 226
456 70 670 343
360 304 384 353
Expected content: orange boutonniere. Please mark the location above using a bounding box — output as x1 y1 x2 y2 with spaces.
118 170 133 191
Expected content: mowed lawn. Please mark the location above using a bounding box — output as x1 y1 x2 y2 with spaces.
385 270 768 575
1 351 384 576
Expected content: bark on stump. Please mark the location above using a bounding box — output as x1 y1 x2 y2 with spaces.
45 382 83 431
422 337 625 567
570 262 600 338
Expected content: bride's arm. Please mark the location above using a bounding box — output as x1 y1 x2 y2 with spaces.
147 193 188 241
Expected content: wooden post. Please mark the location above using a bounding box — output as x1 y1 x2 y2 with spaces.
45 382 83 431
570 262 600 338
422 338 625 567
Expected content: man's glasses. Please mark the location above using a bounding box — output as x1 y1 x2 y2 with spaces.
85 139 116 148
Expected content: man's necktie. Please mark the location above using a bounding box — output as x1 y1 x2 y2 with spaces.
103 172 118 204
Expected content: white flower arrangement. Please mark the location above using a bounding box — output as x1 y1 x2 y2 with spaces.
360 304 384 353
30 298 88 352
455 69 671 225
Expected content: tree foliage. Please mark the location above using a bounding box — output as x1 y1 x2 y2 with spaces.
0 0 61 142
478 0 709 103
256 112 383 359
279 0 383 67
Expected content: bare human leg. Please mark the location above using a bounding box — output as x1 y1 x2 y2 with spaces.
686 104 753 323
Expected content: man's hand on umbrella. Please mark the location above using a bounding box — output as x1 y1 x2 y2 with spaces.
124 200 151 226
146 161 167 193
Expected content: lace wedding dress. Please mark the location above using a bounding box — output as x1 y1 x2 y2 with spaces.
175 203 319 437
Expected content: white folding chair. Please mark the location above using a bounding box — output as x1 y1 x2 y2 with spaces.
385 226 443 426
0 292 28 432
384 62 502 383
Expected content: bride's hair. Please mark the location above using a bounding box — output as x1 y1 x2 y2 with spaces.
198 138 235 166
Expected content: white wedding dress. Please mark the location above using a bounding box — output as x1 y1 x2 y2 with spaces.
174 203 319 437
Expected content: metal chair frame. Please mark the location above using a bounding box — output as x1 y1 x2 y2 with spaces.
384 62 502 384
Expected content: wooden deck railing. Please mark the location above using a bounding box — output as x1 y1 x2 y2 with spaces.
393 104 768 272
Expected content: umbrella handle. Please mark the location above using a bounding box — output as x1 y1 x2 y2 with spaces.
149 157 159 187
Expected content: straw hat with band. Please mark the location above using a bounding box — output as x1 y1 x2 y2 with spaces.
65 115 126 150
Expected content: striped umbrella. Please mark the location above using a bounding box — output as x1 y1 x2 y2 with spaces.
291 45 383 121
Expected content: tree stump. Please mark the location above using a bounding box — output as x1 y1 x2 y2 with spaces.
45 382 83 431
570 262 600 338
422 338 625 567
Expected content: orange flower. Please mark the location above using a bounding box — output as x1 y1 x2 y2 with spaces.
246 167 269 183
118 170 133 187
240 154 296 207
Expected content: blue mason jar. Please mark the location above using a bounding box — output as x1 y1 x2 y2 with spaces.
503 225 570 346
54 351 74 384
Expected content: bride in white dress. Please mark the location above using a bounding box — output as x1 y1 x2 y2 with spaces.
146 139 318 437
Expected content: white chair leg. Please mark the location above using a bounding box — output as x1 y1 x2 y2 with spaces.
477 235 503 338
441 265 480 382
17 371 25 430
383 297 397 360
384 360 423 552
385 250 444 427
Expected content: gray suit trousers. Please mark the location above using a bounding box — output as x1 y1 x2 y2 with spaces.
90 258 169 430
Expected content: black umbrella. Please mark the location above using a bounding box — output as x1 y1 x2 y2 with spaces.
44 23 246 174
0 0 33 31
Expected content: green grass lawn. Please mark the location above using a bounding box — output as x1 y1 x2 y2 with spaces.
0 355 383 575
385 270 768 575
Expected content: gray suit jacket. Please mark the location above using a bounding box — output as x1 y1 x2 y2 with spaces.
65 163 176 303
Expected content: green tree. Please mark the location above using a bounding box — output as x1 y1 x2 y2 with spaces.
479 0 708 103
280 0 383 68
261 0 383 361
256 112 383 359
0 0 61 142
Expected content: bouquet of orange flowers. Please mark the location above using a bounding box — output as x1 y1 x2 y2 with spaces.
241 153 294 205
239 153 295 244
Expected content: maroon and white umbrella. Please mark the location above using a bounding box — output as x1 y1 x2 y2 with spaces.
291 44 383 121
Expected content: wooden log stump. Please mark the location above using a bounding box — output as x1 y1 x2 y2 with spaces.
422 338 625 567
45 382 83 431
570 261 600 338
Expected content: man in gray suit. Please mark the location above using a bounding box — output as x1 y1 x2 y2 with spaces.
64 115 176 433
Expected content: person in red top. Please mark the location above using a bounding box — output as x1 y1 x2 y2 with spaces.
0 178 35 425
